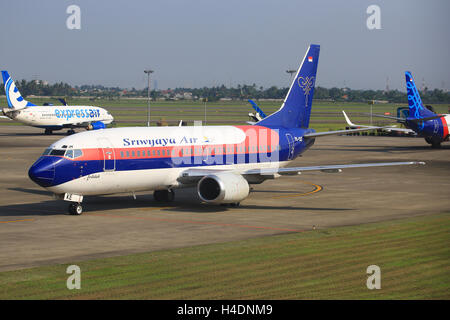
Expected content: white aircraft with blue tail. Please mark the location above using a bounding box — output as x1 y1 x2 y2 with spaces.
27 45 425 214
1 71 114 134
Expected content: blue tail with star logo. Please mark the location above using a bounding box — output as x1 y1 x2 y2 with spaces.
257 44 320 129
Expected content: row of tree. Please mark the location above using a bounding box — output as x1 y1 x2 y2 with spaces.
1 79 449 104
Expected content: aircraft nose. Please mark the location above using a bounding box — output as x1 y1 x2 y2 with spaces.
28 157 56 187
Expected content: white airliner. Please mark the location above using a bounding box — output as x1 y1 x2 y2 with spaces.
1 71 114 134
28 45 424 214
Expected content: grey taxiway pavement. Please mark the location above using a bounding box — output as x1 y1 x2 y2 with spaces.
0 126 448 271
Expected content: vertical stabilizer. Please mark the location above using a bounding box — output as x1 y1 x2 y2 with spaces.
257 44 320 128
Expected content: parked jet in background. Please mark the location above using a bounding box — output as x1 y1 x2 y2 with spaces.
247 99 267 124
28 45 424 214
343 71 449 148
1 71 114 134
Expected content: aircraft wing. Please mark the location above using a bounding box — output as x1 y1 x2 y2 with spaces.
0 116 12 120
303 126 382 138
243 161 424 175
342 111 415 134
361 112 443 123
177 161 425 184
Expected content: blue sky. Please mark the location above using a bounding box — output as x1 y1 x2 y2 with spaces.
0 0 449 90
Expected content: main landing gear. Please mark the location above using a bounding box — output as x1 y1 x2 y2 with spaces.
67 129 76 135
220 202 241 207
68 203 83 215
425 137 442 149
153 190 175 202
44 128 53 135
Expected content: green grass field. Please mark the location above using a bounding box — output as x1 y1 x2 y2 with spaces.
1 213 449 299
1 97 448 132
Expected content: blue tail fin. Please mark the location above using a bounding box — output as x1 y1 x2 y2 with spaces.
405 71 435 119
1 70 36 109
257 44 320 128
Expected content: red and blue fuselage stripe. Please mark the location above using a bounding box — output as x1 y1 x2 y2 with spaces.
29 126 316 187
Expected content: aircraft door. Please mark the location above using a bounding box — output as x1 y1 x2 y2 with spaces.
97 137 116 171
286 133 295 160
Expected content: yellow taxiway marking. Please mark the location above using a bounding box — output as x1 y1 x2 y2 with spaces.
0 219 34 224
270 181 323 199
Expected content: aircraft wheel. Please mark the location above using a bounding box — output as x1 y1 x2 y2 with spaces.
166 190 175 201
230 202 240 207
68 203 83 215
431 141 441 149
67 129 76 135
44 129 53 135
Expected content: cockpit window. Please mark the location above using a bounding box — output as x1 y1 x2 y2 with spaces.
65 149 74 158
64 149 83 159
49 149 66 156
42 148 83 158
73 149 83 158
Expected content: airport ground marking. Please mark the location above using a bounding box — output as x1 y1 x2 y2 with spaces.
4 207 62 214
86 212 305 233
0 218 34 224
270 181 323 199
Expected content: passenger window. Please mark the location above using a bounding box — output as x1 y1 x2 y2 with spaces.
137 150 140 157
126 151 130 157
147 150 150 157
132 151 135 157
120 151 124 158
157 150 160 156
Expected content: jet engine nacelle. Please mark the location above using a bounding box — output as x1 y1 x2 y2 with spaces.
197 172 250 204
88 121 106 130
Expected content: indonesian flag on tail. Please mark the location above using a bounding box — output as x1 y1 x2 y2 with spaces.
308 56 313 62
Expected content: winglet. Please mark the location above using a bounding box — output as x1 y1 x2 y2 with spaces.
342 110 357 127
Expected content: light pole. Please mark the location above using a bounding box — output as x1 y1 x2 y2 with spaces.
369 100 374 125
286 69 296 84
203 97 208 125
144 69 154 126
